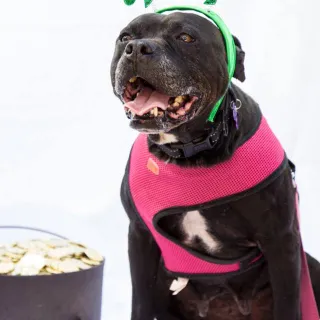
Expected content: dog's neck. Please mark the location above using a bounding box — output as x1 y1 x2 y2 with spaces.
147 84 262 167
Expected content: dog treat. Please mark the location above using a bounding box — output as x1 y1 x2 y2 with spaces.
0 239 104 276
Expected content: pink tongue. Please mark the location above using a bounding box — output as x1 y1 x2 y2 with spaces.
124 87 170 116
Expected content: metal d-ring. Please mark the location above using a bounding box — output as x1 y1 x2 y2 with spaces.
235 98 242 110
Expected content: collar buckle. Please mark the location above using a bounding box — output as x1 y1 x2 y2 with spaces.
178 133 217 158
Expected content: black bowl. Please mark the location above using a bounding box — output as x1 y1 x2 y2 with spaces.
0 260 104 320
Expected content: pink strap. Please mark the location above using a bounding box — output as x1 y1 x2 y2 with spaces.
296 193 319 319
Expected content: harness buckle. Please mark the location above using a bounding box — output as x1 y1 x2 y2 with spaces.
180 134 217 158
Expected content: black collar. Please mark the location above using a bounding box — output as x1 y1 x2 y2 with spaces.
156 122 224 158
151 88 237 159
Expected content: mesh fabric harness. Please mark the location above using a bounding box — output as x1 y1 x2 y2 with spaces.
129 117 283 274
128 117 319 318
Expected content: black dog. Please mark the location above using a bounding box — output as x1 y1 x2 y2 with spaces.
111 12 320 320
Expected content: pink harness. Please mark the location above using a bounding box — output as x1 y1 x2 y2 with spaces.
128 117 318 318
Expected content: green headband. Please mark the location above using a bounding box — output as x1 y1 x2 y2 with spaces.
124 0 218 8
123 1 236 123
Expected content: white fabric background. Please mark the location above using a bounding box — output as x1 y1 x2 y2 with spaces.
0 0 318 319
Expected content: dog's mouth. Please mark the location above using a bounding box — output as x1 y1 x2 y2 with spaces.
123 77 198 122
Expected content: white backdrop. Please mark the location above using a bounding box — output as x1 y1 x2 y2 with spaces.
0 0 318 319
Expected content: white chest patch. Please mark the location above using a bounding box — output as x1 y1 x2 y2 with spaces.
182 210 220 253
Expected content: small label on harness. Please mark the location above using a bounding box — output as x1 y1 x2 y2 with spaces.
147 158 159 175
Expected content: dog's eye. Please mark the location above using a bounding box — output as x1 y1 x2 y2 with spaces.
178 33 195 43
120 34 133 42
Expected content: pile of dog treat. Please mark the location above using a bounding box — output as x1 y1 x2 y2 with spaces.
0 239 104 276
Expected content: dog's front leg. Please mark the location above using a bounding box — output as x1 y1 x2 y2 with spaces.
128 221 161 320
128 221 181 320
122 171 179 320
253 172 301 320
259 230 301 320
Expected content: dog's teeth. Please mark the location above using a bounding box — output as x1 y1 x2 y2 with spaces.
129 77 137 83
173 102 180 108
153 107 158 117
175 96 184 103
150 109 154 115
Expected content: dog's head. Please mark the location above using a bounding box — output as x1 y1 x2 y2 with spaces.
111 12 245 135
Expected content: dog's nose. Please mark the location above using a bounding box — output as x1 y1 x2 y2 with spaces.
125 40 154 58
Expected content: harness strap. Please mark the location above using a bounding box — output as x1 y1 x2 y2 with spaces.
290 159 319 319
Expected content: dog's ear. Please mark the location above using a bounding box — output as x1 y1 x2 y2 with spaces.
232 35 246 82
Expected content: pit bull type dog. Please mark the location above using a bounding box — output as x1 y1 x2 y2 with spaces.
111 11 320 320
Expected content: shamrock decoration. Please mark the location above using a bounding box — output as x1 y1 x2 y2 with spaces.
124 0 217 8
